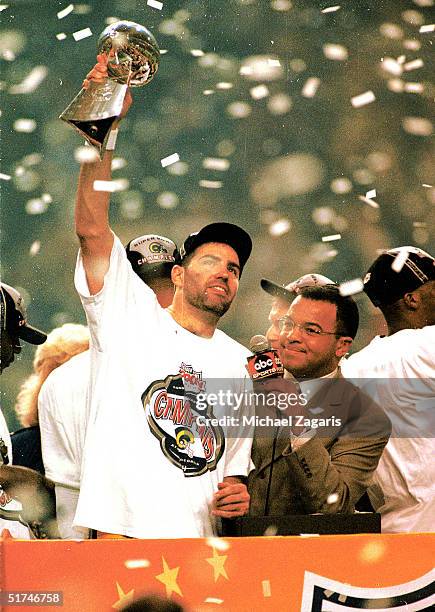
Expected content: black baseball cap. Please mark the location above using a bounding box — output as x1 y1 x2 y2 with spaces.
125 234 177 281
261 273 336 302
363 246 435 308
0 283 47 345
176 222 252 276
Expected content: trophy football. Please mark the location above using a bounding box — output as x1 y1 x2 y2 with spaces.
60 21 159 157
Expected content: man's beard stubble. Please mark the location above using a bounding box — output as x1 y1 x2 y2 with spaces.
186 292 232 318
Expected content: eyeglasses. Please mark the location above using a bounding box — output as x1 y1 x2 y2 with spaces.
278 316 340 338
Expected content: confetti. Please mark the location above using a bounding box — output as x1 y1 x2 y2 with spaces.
381 57 403 76
338 278 364 296
322 234 341 242
391 249 409 272
366 189 376 199
190 49 204 57
124 559 150 569
299 533 321 537
147 0 163 9
250 84 269 99
402 117 433 136
419 24 434 33
26 198 49 215
327 493 339 505
206 537 230 552
263 525 278 536
74 146 100 164
199 180 223 189
57 4 74 19
269 219 291 236
404 58 424 71
216 82 233 90
9 66 48 94
301 77 320 98
321 5 341 13
202 158 230 171
204 598 223 605
13 119 37 133
267 59 281 67
0 173 11 180
323 43 348 61
351 90 376 108
56 33 67 41
93 179 128 192
73 27 93 41
422 184 432 188
404 82 424 93
203 89 214 95
161 153 180 167
29 241 41 256
358 195 379 208
413 221 427 227
262 580 271 597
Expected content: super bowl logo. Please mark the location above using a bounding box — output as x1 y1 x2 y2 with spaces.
301 569 434 611
142 366 224 477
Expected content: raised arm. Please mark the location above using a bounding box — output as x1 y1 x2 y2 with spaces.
75 54 132 295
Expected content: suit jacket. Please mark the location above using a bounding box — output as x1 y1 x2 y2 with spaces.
248 372 391 516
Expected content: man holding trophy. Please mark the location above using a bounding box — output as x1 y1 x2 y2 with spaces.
67 22 253 539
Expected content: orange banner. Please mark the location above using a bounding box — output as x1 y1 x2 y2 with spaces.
1 534 434 611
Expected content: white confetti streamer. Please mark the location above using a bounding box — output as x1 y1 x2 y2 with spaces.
419 24 434 33
250 84 269 99
13 119 36 133
299 533 321 537
358 195 379 208
73 27 92 41
202 158 230 171
204 598 223 605
0 173 11 180
191 49 204 57
161 153 179 167
9 66 48 94
93 179 128 192
404 82 424 93
302 77 320 98
338 278 364 296
205 537 230 552
57 4 74 19
322 234 341 242
381 57 403 76
74 146 100 163
216 82 233 90
422 183 432 188
404 58 424 71
351 90 376 108
56 33 67 40
29 241 41 256
262 580 272 597
269 219 291 236
124 559 150 569
402 117 433 136
321 5 341 13
199 180 223 189
147 0 163 9
366 189 376 199
391 249 409 272
323 43 348 61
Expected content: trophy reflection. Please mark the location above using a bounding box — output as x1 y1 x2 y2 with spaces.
60 21 159 157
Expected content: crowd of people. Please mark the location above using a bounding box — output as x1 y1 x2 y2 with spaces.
1 54 433 543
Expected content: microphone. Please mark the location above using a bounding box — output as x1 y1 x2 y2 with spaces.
246 335 283 517
246 335 284 381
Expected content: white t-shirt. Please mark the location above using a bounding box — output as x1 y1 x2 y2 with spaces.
341 326 435 533
74 235 253 538
0 409 31 539
38 351 91 539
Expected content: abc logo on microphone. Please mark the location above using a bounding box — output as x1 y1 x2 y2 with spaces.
246 351 284 380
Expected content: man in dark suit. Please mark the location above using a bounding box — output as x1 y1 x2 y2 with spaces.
248 285 390 516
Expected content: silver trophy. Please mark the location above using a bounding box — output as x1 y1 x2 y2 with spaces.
60 21 159 157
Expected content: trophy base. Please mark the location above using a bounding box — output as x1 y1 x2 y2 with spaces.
68 117 117 156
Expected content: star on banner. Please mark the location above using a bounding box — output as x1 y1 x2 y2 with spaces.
156 556 183 597
206 547 229 582
112 582 135 610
